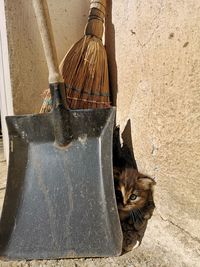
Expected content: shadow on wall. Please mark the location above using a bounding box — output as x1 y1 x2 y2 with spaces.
105 0 118 106
105 1 136 161
122 120 138 170
106 1 155 252
105 1 137 171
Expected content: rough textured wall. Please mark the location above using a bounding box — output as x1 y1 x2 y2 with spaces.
5 0 89 114
106 0 200 240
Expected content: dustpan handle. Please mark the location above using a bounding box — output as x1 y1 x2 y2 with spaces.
33 0 69 146
32 0 63 84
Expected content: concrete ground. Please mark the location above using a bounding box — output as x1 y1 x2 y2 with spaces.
0 139 199 267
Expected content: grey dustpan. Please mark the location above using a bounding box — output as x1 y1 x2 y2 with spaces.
0 0 122 260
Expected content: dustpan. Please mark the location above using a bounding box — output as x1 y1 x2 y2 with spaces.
0 0 122 260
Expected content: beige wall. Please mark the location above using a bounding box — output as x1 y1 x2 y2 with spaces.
107 0 200 240
5 0 89 114
5 0 200 241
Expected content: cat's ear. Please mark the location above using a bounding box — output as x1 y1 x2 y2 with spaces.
137 175 156 190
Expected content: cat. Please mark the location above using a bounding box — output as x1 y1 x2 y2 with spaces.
114 167 155 223
113 126 156 251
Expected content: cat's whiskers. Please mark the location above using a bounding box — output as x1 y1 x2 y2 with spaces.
130 208 144 224
137 208 143 217
131 211 137 223
136 209 144 223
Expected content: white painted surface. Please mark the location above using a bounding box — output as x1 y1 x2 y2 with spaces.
0 0 13 161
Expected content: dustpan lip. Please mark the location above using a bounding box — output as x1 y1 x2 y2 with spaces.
5 107 116 119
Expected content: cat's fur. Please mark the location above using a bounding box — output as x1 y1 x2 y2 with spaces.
113 126 156 251
114 167 155 223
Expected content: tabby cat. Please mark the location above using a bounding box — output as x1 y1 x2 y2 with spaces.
114 167 155 222
113 127 156 251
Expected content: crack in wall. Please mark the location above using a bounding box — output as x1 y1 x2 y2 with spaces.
158 213 200 245
136 0 164 48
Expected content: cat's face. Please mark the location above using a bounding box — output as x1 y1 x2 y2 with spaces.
114 168 155 221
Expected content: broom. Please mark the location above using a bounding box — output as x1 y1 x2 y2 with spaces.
40 0 110 112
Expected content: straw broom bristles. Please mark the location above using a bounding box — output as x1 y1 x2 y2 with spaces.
40 0 110 112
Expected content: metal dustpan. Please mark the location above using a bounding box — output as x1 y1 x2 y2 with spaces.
0 0 122 260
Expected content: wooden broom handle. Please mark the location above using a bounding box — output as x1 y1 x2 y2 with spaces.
89 0 106 14
32 0 63 84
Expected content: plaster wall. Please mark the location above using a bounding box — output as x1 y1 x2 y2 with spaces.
4 0 90 114
4 0 200 242
107 0 200 240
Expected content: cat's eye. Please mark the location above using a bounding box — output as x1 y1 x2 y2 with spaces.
130 194 137 201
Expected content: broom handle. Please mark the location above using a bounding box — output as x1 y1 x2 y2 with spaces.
89 0 106 15
32 0 63 84
85 0 106 39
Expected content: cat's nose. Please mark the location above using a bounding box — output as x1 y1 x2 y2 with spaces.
123 200 127 206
